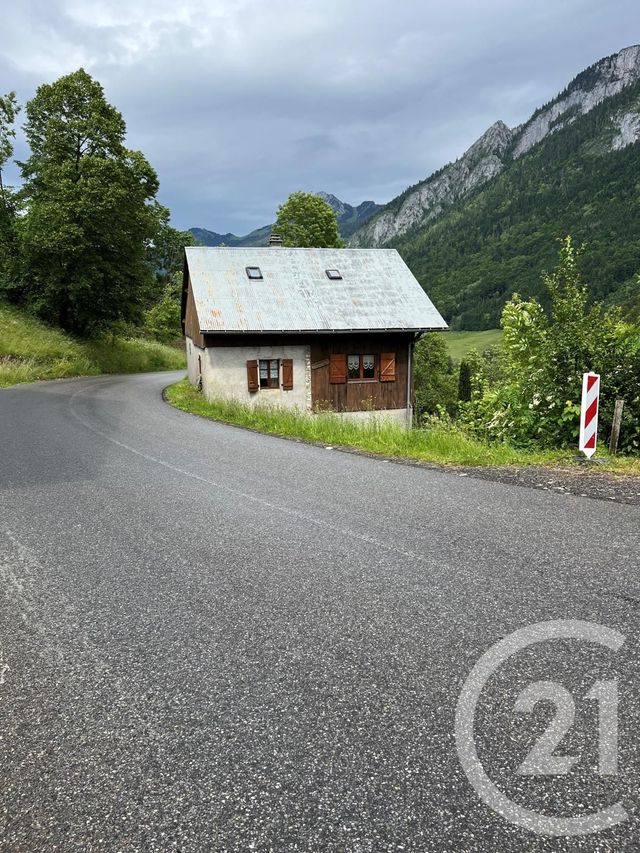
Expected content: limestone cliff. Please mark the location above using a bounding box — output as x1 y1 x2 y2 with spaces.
350 45 640 247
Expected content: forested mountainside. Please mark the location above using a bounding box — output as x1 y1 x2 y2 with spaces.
350 45 640 329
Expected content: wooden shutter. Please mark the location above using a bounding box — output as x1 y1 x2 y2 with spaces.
380 352 396 382
282 358 294 390
329 353 347 384
246 359 259 392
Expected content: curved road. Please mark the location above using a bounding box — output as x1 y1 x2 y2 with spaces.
1 373 639 851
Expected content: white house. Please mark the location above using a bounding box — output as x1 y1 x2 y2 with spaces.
181 245 447 426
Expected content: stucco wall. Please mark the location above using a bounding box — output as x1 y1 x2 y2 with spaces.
200 343 311 410
186 338 410 426
186 337 205 386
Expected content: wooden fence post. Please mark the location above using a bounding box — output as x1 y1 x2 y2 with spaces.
609 398 624 455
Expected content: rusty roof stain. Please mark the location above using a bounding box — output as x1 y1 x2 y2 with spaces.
185 247 448 333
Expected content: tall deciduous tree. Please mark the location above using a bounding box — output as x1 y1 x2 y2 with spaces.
274 191 344 248
18 69 163 334
148 217 198 289
0 92 20 282
0 92 19 210
143 221 198 342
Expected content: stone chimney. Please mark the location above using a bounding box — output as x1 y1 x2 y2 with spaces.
268 234 283 247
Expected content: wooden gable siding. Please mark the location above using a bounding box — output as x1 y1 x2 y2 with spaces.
311 334 411 412
184 276 205 348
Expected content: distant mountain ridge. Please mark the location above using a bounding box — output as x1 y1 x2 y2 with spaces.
314 193 383 237
190 46 640 329
189 224 271 249
349 120 514 247
350 45 640 249
348 44 640 328
190 192 382 247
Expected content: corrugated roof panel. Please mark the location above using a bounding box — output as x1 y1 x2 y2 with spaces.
185 247 448 333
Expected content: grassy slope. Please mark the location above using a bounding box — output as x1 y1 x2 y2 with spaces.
0 302 185 387
439 329 503 361
165 379 570 468
166 381 640 473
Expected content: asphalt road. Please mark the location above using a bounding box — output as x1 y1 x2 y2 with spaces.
1 372 640 852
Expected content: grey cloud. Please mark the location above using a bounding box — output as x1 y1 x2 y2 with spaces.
1 0 639 232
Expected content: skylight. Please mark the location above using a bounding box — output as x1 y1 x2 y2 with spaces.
326 269 342 280
246 266 263 280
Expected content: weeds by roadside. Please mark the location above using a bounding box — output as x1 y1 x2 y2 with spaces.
165 380 640 474
164 379 579 469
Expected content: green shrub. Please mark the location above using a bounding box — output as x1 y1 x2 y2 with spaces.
461 237 640 453
413 333 458 419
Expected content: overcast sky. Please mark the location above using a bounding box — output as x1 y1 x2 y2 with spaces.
1 1 639 233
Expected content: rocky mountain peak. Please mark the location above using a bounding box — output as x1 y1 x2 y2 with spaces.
314 192 383 237
349 120 514 247
349 45 640 248
315 191 348 216
573 44 640 93
468 120 514 157
512 44 640 158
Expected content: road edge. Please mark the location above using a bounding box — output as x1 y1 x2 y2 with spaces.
161 384 640 507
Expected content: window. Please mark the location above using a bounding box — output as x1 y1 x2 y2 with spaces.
259 358 279 388
347 354 359 380
347 354 376 381
325 269 342 280
246 266 263 280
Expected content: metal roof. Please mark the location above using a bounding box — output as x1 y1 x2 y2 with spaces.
185 247 448 334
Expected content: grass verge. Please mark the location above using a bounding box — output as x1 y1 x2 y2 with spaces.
164 379 579 468
438 329 503 361
0 302 185 387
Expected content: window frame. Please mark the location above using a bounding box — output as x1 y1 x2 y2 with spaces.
259 357 280 389
325 269 342 280
246 266 263 280
347 353 377 382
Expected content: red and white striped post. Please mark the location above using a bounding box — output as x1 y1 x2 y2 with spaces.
579 372 600 459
